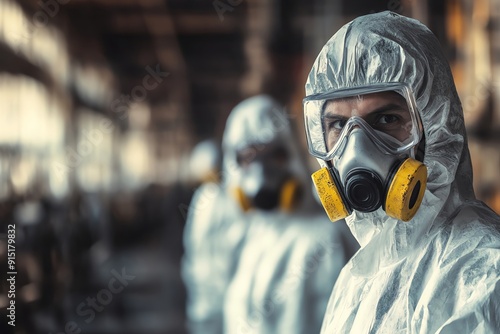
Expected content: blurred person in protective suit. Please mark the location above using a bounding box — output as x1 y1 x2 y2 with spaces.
303 11 500 333
182 139 247 334
221 95 358 334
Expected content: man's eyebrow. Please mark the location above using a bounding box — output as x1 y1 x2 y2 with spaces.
368 103 408 115
323 102 408 119
322 113 347 120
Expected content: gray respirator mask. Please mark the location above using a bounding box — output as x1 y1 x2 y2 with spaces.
231 144 302 212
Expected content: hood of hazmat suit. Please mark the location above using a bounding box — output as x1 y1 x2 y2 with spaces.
305 11 500 334
222 95 359 334
188 139 221 184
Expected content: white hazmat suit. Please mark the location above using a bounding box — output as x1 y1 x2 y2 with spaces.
305 11 500 333
222 95 358 334
183 142 248 334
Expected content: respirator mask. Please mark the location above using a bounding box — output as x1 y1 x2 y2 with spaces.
304 83 427 222
231 143 302 212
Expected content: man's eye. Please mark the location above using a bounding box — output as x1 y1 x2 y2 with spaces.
270 146 289 164
237 149 256 166
328 119 347 130
377 114 399 124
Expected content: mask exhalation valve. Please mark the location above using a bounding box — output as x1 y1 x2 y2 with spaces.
345 169 383 212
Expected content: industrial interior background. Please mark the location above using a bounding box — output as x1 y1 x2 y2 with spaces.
1 0 499 333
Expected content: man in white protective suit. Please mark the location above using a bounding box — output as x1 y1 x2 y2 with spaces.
183 138 246 334
221 95 359 334
303 11 500 333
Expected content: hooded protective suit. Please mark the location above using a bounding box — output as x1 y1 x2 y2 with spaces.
305 11 500 333
222 95 358 334
182 142 248 334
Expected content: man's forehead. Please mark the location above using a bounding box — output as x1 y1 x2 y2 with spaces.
324 91 407 116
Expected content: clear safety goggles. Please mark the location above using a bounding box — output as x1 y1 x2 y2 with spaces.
303 83 423 161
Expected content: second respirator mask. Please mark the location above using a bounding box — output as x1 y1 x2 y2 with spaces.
231 144 302 212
